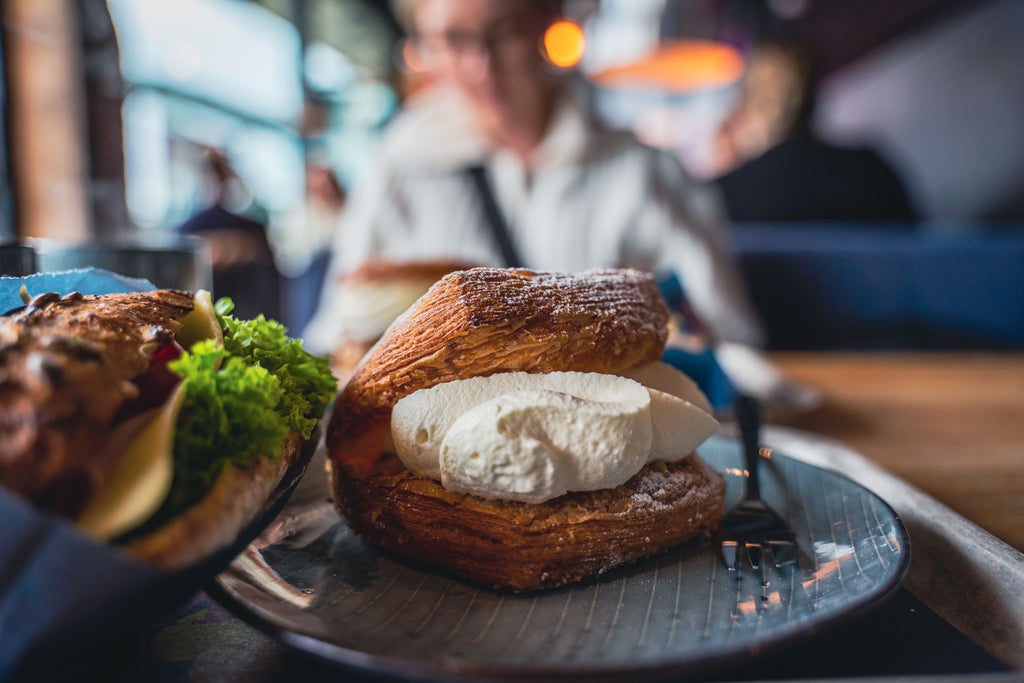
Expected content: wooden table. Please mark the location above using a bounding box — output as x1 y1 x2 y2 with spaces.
770 352 1024 553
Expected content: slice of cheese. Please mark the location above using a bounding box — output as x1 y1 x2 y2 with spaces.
77 383 185 539
178 289 223 349
76 290 220 539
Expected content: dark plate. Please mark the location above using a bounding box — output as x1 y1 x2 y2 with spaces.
0 430 318 679
211 435 910 682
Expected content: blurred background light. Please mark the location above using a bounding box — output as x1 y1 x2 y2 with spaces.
398 38 427 74
108 0 303 124
592 40 744 92
305 41 359 94
542 20 586 69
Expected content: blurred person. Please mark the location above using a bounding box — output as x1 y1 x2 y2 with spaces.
178 148 281 320
271 162 348 333
712 38 916 222
304 0 764 362
271 162 347 278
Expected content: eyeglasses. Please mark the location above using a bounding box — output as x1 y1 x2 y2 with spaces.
414 14 541 68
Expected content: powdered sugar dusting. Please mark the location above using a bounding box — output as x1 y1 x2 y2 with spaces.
630 459 695 511
454 267 669 336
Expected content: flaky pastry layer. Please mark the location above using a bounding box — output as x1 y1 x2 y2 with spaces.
330 451 724 591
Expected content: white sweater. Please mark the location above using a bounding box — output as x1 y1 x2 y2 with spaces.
304 86 763 353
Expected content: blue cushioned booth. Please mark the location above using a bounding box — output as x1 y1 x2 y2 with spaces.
729 224 1024 350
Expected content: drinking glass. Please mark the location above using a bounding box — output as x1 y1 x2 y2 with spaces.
33 232 212 291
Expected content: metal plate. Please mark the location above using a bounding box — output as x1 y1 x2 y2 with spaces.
212 435 909 681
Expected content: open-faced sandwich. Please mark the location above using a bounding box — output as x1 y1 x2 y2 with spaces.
327 267 724 591
0 288 337 569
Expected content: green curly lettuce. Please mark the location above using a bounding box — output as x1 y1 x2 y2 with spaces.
215 298 336 440
159 298 337 520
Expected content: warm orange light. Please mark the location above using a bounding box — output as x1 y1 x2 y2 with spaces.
593 40 745 92
400 37 426 73
543 20 585 69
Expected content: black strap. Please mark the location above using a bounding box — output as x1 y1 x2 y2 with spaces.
466 165 525 268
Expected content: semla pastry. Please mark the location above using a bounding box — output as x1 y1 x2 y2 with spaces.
327 267 724 590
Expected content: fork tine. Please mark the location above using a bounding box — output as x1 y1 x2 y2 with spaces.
720 540 739 571
744 542 763 571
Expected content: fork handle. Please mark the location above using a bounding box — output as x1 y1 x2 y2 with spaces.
734 394 763 501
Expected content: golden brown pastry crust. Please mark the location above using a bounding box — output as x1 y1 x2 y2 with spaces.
326 267 722 591
330 452 724 591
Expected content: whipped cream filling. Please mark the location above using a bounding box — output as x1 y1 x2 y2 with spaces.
391 363 718 503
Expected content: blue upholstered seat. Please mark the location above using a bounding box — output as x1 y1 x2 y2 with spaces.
730 223 1024 350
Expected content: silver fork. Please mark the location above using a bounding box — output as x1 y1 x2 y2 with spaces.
717 394 798 582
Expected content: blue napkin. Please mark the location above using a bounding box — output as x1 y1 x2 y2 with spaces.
0 490 164 677
1 267 154 312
